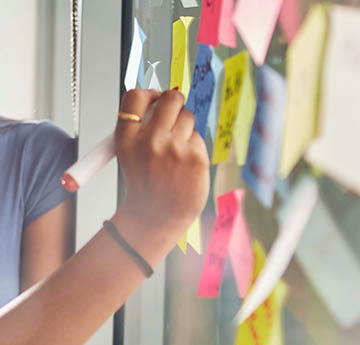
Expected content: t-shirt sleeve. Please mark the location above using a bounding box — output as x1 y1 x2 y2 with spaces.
23 121 77 228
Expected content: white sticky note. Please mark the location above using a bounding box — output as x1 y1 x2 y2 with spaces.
296 197 360 328
306 6 360 195
181 0 198 8
143 61 162 91
124 18 147 91
234 175 318 324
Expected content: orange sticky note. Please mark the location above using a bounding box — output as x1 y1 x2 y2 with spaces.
233 0 284 65
219 0 237 48
198 190 242 298
197 0 224 47
279 0 301 43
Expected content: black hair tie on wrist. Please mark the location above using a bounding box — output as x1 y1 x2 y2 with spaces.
103 220 154 278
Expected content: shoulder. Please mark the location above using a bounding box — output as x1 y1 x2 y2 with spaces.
23 120 74 148
21 120 76 163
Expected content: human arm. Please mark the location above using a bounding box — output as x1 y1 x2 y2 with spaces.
0 89 209 345
20 197 76 292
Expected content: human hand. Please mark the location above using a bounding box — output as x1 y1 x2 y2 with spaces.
112 89 210 244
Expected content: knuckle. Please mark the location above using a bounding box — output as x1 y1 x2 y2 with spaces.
169 140 183 161
162 90 185 105
147 136 162 156
122 89 145 104
182 109 195 123
190 146 210 168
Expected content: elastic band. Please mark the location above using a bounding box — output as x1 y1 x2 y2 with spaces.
103 220 154 278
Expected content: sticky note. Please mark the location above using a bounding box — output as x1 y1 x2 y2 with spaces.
279 4 327 178
124 18 147 91
177 232 188 254
198 190 242 297
242 66 286 208
170 16 194 100
228 193 253 298
181 0 198 8
207 49 224 141
212 52 247 164
143 61 162 91
187 217 202 254
219 0 237 48
279 0 301 43
233 52 256 166
306 6 360 195
197 0 224 47
295 196 360 328
186 44 215 138
235 241 288 345
232 0 284 66
234 175 318 324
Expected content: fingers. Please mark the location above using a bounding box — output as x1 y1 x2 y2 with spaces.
147 90 185 134
117 89 161 140
172 108 195 142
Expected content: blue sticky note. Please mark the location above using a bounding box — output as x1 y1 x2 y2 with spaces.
186 44 215 138
207 49 223 141
242 65 287 208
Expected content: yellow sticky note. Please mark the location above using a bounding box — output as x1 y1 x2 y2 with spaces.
233 53 257 166
212 52 247 164
187 217 202 254
177 218 202 254
236 241 288 345
279 4 328 177
177 232 188 254
170 16 194 100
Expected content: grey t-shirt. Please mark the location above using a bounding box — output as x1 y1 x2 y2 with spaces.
0 118 76 307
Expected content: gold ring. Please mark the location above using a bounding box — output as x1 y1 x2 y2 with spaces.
118 112 142 123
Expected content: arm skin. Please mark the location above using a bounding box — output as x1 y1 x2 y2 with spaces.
20 197 76 292
0 207 179 345
0 89 209 345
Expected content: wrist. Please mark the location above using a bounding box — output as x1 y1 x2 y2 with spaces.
110 205 181 268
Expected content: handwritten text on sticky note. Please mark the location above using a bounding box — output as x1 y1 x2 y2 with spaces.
235 241 288 345
242 65 287 208
186 44 215 138
198 190 243 297
170 17 194 99
212 52 247 164
233 52 257 166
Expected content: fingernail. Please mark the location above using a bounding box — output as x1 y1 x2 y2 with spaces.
172 86 179 91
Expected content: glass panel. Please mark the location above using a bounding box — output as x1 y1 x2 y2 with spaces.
124 1 360 345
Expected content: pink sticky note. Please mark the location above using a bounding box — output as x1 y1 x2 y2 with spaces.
198 190 242 298
197 0 224 47
279 0 301 43
219 0 237 48
232 0 284 65
229 201 253 298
